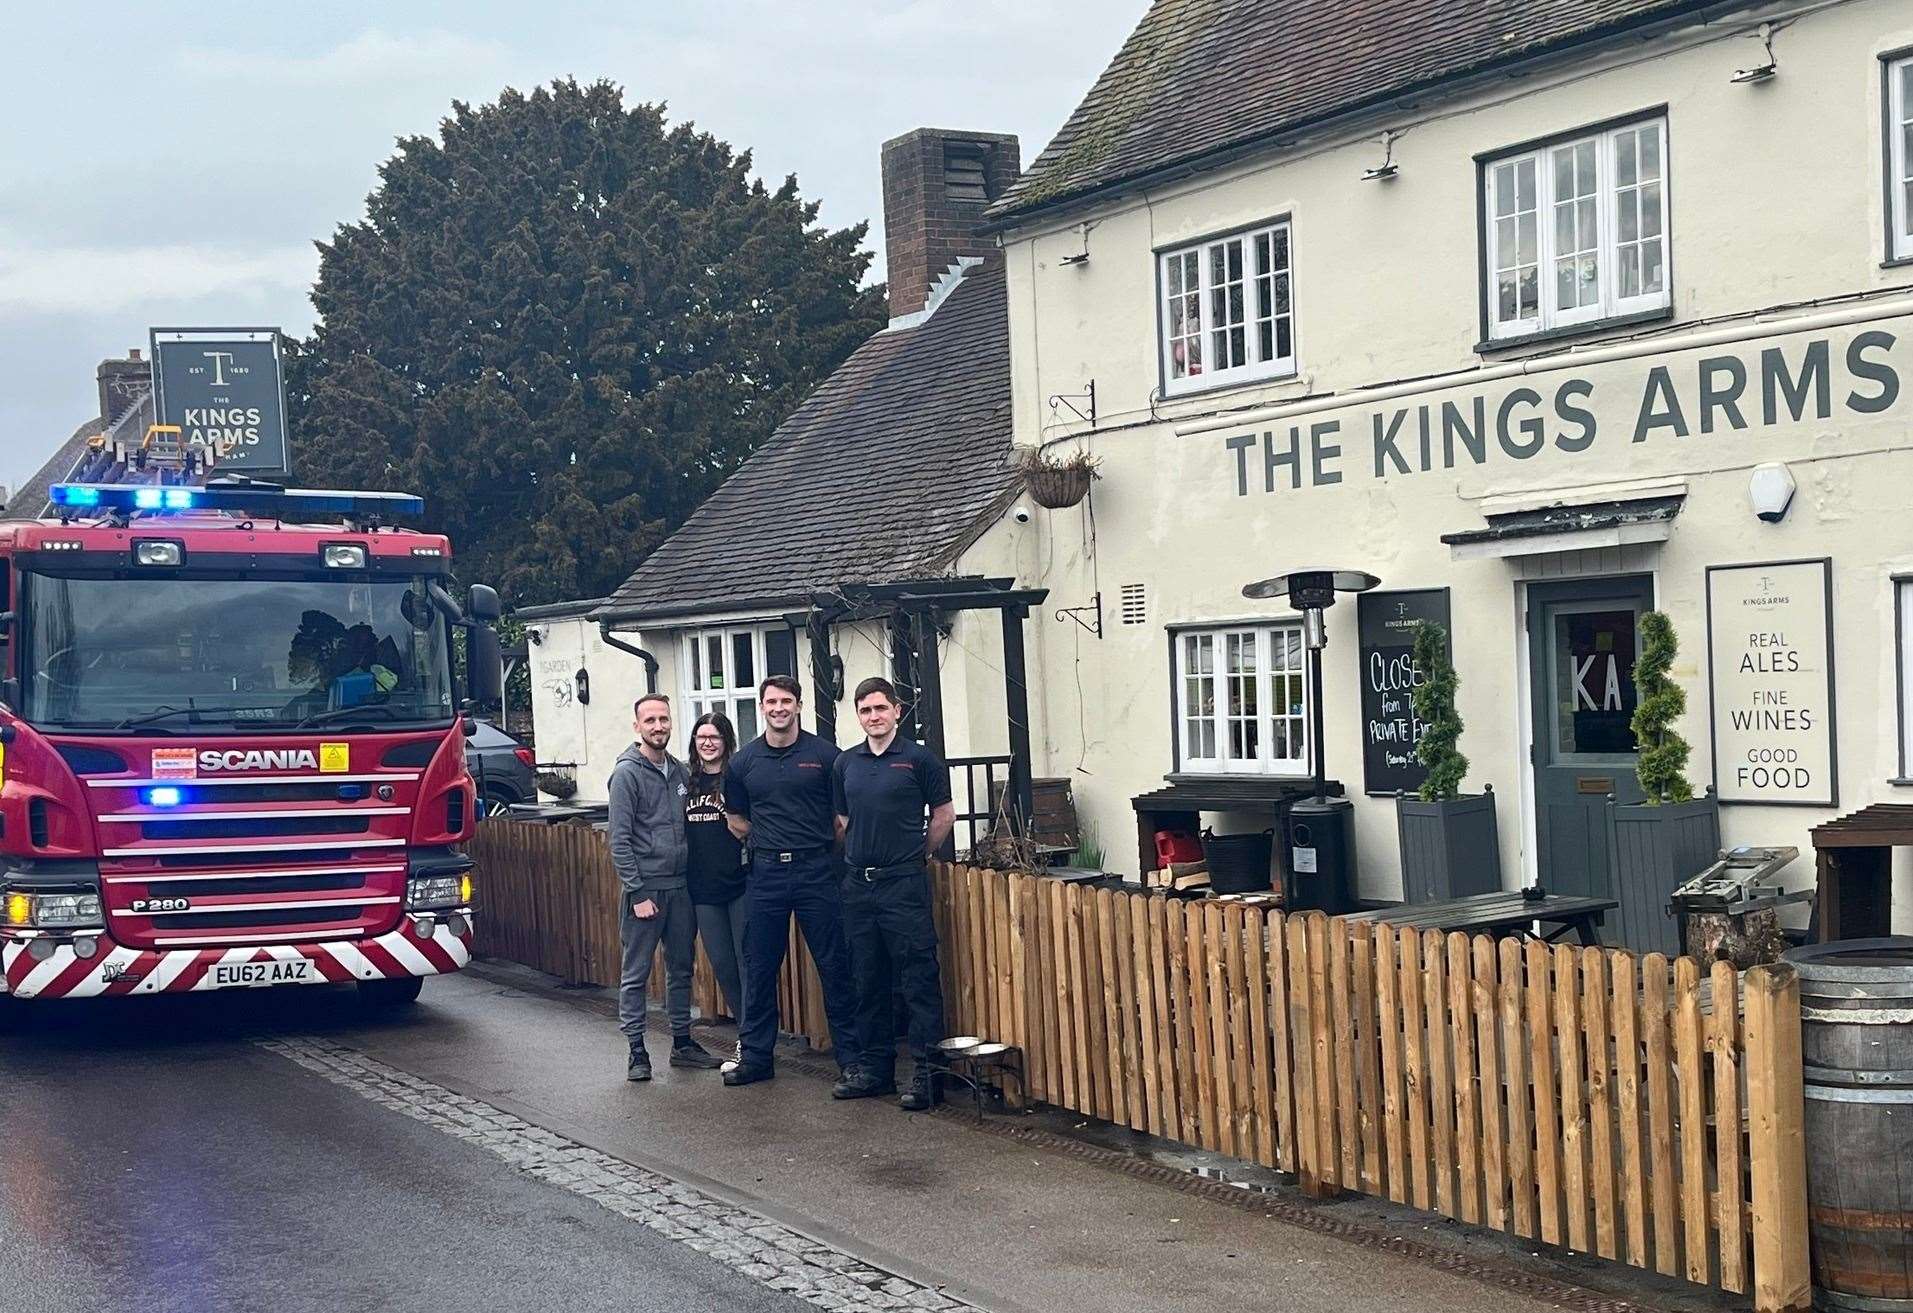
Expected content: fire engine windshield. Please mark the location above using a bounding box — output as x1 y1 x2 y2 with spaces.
19 572 456 731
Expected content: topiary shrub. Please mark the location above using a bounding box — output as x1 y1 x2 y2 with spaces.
1410 621 1468 802
1630 610 1694 805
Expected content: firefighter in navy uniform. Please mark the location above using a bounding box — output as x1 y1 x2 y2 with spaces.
832 677 955 1111
721 674 876 1097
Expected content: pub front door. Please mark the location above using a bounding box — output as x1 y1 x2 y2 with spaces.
1526 575 1653 906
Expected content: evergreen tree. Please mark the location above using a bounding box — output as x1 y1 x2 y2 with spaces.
288 79 886 603
1631 610 1695 805
1410 621 1468 802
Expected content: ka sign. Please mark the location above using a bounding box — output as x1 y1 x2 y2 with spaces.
151 328 291 476
1705 559 1837 807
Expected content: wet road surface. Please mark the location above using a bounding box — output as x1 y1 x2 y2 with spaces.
0 968 1652 1313
0 987 811 1313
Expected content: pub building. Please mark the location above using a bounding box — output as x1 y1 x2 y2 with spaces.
978 0 1913 951
531 0 1913 954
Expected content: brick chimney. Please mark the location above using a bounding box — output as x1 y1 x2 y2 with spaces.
96 348 152 426
881 128 1019 321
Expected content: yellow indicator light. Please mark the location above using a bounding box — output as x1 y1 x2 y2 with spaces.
4 893 32 928
459 874 475 905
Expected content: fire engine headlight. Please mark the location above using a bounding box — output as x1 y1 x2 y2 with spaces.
4 892 104 929
323 544 367 570
134 540 183 567
405 876 468 911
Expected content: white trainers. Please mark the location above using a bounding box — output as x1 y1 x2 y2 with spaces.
719 1038 742 1075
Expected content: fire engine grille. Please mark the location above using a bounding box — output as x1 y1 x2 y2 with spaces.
157 848 363 868
156 905 368 932
153 873 373 898
152 782 384 805
139 816 371 841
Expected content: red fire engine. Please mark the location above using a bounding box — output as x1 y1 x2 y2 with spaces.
0 480 502 1018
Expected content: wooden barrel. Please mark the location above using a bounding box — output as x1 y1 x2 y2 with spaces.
1784 938 1913 1311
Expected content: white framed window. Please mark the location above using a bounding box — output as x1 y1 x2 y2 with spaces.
1484 117 1670 341
1899 578 1913 780
679 624 798 745
1890 55 1913 261
1173 623 1308 775
1158 221 1295 395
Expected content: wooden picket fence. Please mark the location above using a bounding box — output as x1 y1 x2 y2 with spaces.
468 819 835 1048
469 823 1809 1312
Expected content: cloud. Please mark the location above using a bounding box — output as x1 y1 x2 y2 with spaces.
0 234 316 315
173 27 512 87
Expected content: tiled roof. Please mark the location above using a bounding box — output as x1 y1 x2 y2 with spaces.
596 258 1017 623
4 393 166 521
4 419 106 520
991 0 1713 223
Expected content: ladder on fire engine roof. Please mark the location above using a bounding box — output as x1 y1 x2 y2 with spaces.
37 392 224 518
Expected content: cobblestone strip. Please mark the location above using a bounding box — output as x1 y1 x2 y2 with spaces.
257 1035 974 1313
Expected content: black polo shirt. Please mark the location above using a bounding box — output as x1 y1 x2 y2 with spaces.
725 730 840 853
831 736 952 869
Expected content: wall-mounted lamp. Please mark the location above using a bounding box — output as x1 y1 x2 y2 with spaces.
1749 462 1796 523
1731 22 1778 83
1362 131 1401 182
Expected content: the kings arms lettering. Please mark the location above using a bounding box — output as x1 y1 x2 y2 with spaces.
1226 332 1899 495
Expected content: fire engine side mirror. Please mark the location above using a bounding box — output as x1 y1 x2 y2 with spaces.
466 623 503 707
467 585 502 623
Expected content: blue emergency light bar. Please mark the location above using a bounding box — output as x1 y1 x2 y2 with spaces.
50 483 424 518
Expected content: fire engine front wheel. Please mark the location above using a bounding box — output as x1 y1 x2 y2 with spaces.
356 977 424 1009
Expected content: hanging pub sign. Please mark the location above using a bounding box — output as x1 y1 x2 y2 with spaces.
1704 558 1837 807
1357 588 1450 796
151 327 291 477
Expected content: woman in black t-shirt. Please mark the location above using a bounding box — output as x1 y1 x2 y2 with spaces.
686 712 748 1061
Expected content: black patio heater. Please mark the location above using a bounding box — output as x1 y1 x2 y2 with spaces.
1241 568 1381 915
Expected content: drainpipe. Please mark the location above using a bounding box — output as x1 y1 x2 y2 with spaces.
598 623 658 694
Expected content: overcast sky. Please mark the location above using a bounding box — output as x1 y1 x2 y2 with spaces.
0 1 1128 495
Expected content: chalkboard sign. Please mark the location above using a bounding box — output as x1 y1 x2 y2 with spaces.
1357 588 1451 797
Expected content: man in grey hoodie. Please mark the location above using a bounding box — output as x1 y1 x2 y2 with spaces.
609 693 722 1080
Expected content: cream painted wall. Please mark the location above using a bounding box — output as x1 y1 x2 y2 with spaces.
991 0 1913 916
523 614 655 803
532 591 1039 816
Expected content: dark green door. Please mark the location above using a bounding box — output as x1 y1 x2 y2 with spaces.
1527 576 1653 899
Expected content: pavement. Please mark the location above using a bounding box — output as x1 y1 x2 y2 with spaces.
0 962 1717 1313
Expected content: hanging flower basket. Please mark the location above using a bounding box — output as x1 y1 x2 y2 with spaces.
1018 449 1100 509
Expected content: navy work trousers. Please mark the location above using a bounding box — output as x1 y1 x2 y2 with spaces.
843 865 945 1080
738 850 863 1073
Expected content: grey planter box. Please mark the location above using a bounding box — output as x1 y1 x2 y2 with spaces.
1604 793 1721 956
1396 789 1503 904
